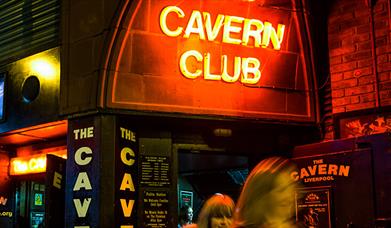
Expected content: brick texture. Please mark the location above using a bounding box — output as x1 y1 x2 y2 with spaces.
326 0 391 139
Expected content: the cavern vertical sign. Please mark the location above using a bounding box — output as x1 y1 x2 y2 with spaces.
107 0 316 121
115 121 138 227
66 117 100 228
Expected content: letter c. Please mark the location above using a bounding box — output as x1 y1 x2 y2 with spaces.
291 171 300 181
180 50 203 79
74 147 92 166
121 147 135 166
160 6 185 37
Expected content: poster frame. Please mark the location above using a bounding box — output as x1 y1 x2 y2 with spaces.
295 186 333 228
179 190 193 209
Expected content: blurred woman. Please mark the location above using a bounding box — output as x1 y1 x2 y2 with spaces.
231 156 301 228
196 193 235 228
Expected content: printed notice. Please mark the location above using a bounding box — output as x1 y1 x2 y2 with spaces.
296 188 332 228
143 190 169 227
140 156 170 187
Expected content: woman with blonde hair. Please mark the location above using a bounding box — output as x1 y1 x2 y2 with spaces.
232 157 301 228
196 193 235 228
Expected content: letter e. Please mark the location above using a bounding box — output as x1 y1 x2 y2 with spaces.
53 171 62 189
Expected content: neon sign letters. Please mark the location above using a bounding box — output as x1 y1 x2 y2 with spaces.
159 5 286 85
10 155 46 175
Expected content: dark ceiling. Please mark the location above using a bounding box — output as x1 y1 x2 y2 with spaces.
0 120 67 148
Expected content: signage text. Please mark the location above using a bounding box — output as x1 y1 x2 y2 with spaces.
159 5 286 85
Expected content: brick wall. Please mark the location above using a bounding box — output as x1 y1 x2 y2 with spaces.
326 0 391 139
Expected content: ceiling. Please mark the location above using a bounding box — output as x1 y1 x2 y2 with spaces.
0 120 67 147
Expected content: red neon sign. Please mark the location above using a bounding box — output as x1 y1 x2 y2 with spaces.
107 0 315 121
159 5 285 85
159 6 285 49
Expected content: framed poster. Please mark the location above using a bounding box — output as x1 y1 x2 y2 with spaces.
295 187 332 228
179 190 193 209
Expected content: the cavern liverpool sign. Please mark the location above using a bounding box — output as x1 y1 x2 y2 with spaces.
106 0 316 121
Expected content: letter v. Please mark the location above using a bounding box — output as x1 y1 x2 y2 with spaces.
203 12 224 41
120 199 135 217
73 198 92 217
308 165 317 176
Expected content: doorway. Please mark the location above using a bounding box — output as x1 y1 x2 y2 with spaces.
15 180 45 228
176 144 249 224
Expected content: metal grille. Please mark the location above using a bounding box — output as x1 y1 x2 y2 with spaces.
0 0 60 65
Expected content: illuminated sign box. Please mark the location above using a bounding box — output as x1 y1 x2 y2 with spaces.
10 152 67 176
107 0 316 122
10 154 47 175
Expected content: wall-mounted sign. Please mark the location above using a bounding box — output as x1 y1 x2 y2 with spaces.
9 151 67 176
338 114 391 138
45 154 66 228
159 5 285 85
31 212 44 228
115 123 138 228
293 147 376 227
295 188 332 228
106 0 316 122
34 193 43 206
65 118 100 228
10 154 46 175
291 158 350 183
140 156 170 187
142 190 169 227
179 190 193 209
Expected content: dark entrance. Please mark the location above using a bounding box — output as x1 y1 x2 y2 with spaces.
15 180 45 228
176 144 249 223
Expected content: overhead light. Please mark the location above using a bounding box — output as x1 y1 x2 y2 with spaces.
30 58 57 80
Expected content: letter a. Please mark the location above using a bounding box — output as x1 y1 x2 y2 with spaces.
120 173 135 191
300 168 310 178
73 172 92 191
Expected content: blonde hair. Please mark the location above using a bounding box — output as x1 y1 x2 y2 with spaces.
232 157 297 227
197 193 235 228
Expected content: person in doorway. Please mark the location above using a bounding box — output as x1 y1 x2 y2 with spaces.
196 193 235 228
178 204 194 228
303 208 319 228
231 156 302 228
